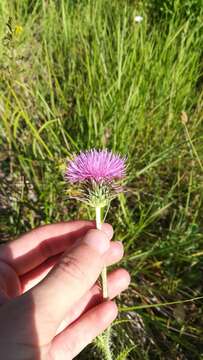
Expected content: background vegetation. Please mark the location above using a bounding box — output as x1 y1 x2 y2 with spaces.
0 0 203 359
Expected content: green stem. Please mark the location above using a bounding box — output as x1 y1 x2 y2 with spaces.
95 206 109 300
95 206 113 360
104 326 113 360
101 266 108 300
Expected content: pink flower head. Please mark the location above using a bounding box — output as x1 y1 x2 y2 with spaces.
66 149 126 183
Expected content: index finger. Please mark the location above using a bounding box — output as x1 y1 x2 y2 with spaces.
0 221 112 275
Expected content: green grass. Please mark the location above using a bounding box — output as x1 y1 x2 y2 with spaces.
0 0 203 358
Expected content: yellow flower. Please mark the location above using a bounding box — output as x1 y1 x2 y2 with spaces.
15 25 23 36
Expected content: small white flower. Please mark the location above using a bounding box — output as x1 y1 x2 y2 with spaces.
134 15 143 23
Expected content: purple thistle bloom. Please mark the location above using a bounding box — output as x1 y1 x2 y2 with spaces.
66 149 126 184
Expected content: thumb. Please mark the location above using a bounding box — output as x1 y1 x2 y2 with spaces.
30 227 112 332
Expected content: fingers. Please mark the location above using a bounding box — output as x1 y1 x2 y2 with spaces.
30 228 113 333
0 221 112 275
105 241 124 266
51 301 118 360
20 255 61 293
0 261 21 302
56 268 130 334
21 241 124 292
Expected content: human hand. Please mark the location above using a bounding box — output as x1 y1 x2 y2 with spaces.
0 221 130 359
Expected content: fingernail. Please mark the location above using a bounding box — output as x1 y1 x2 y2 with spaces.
83 229 110 254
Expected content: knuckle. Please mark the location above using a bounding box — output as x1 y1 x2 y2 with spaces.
58 254 86 283
39 240 54 260
49 345 73 360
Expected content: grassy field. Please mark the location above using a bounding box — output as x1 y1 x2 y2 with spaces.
0 0 203 359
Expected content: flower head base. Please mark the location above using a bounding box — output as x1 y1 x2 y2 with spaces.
65 149 126 208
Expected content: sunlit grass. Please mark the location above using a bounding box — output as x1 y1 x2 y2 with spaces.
0 0 203 359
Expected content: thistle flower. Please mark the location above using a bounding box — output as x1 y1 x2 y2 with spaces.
65 149 127 302
66 149 126 183
65 149 126 208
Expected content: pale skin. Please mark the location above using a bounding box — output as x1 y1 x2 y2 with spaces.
0 221 130 359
